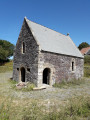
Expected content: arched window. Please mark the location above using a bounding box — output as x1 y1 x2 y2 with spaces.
72 61 74 71
71 59 76 72
22 42 25 53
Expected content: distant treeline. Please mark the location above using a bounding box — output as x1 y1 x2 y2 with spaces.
0 40 15 65
78 42 90 50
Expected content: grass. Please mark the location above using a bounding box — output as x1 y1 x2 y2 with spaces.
84 55 90 77
3 77 89 120
53 78 86 88
84 66 90 77
0 57 90 119
21 83 35 91
0 98 12 120
9 79 35 91
0 61 13 73
0 96 90 120
84 55 90 66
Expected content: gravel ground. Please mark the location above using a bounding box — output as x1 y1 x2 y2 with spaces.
0 71 90 102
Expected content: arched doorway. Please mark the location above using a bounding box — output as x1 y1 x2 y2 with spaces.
43 68 50 85
21 67 25 82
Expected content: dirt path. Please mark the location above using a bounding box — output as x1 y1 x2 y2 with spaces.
0 71 90 102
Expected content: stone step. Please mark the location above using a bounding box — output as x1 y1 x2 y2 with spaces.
33 84 52 90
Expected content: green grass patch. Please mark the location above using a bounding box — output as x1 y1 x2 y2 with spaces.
0 61 13 73
9 79 35 91
16 96 90 120
0 96 90 120
66 96 90 118
84 55 90 66
0 98 12 120
21 83 35 91
53 78 86 88
84 55 90 77
84 66 90 77
9 79 17 85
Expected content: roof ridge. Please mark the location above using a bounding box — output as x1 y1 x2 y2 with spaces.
24 17 83 58
25 17 67 37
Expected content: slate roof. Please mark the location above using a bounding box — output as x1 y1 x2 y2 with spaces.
25 17 83 58
80 47 90 55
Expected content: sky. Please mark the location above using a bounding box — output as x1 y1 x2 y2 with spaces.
0 0 90 47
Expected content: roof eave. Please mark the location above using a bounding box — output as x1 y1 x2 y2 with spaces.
41 49 84 59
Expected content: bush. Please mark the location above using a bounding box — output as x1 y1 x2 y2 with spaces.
84 55 90 65
84 67 90 77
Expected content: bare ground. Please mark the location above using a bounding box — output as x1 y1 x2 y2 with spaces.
0 71 90 103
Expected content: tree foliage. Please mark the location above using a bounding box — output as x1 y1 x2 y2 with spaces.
78 42 90 50
0 40 15 62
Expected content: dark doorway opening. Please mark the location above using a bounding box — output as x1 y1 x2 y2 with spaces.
43 68 50 85
21 67 25 82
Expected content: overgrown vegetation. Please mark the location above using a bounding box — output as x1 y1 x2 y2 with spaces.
0 61 13 73
84 55 90 77
9 79 35 91
84 55 90 66
0 96 90 120
53 78 86 88
21 83 35 91
0 99 12 120
84 67 90 77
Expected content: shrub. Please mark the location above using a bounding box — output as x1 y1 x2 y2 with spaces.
84 67 90 77
84 55 90 66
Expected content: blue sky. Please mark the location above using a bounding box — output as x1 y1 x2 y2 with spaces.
0 0 90 46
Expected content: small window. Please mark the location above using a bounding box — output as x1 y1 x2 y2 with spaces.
27 68 30 72
22 42 25 53
72 61 74 71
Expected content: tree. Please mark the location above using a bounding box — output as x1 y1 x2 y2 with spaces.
0 40 15 62
78 42 90 50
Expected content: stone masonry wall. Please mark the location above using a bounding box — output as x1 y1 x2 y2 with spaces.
13 19 39 85
13 18 84 87
38 51 84 86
